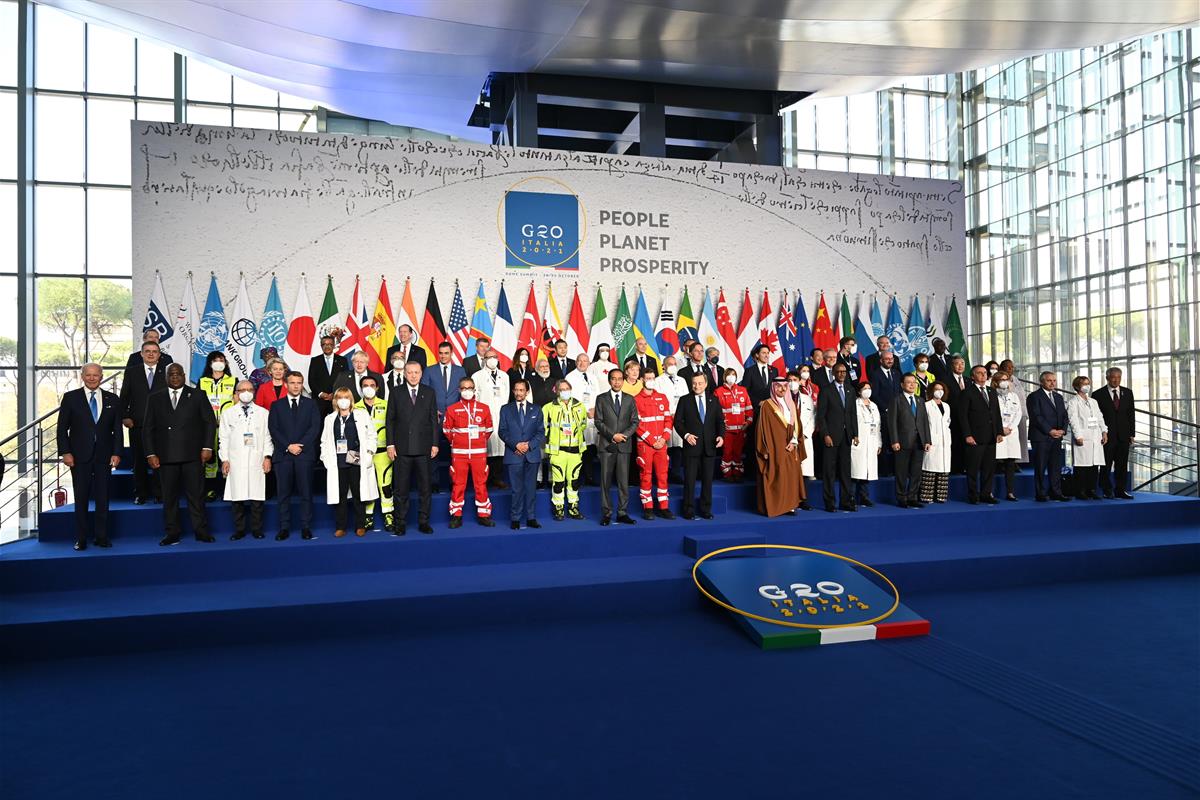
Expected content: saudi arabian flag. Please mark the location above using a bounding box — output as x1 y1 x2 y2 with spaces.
944 296 968 363
589 286 613 354
612 286 635 364
314 275 340 348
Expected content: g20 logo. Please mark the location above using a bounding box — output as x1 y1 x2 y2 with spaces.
499 177 586 271
758 582 845 600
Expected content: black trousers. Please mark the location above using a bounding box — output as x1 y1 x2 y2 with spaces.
1074 465 1099 498
70 458 111 544
129 426 160 500
996 458 1017 496
964 443 997 500
394 453 432 527
1031 439 1064 498
682 454 715 516
335 465 363 530
274 455 314 532
231 500 264 535
1099 438 1130 494
159 459 207 538
821 440 853 507
893 446 925 503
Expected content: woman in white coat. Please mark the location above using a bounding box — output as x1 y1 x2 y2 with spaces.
587 343 617 384
920 382 953 504
1067 375 1107 500
992 371 1025 501
787 370 817 480
849 384 882 507
321 387 379 537
219 380 274 540
471 356 510 487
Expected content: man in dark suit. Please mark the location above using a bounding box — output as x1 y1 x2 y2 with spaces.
960 365 1004 504
386 361 439 535
867 351 904 423
815 362 858 512
887 374 932 508
927 338 952 382
594 368 639 525
629 337 659 377
334 350 385 402
461 337 491 378
836 337 866 385
864 336 892 376
268 370 323 540
143 363 216 546
740 343 776 478
1094 367 1135 499
945 355 969 472
307 334 348 416
678 342 715 395
548 339 576 381
498 378 545 530
1026 371 1072 502
385 325 427 372
58 363 123 550
673 372 725 519
124 329 174 369
812 349 839 393
420 341 464 492
119 339 169 504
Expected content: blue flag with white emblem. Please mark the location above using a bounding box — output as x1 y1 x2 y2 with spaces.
885 295 913 373
256 276 288 367
192 274 229 384
869 296 884 340
907 296 930 359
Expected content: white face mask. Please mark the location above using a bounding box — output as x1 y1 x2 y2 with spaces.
849 344 858 355
988 369 997 376
211 361 226 372
238 390 254 404
933 389 945 399
860 388 873 399
362 386 377 399
336 398 352 411
519 354 529 363
724 375 736 386
643 380 655 391
460 389 475 401
391 359 403 370
799 371 810 381
1079 385 1090 394
788 381 800 392
998 381 1010 391
559 391 572 402
598 350 610 361
665 365 678 376
916 363 928 372
485 358 499 371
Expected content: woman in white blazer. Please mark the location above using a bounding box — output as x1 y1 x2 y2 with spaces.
321 387 379 537
920 382 953 504
992 371 1025 501
849 385 882 507
1066 375 1107 500
789 369 818 480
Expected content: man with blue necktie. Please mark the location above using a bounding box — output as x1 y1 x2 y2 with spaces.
499 379 545 530
1026 370 1072 502
887 374 932 508
673 373 725 520
420 341 465 493
57 364 123 550
815 362 859 512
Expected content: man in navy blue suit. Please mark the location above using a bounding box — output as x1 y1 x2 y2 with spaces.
57 363 123 550
420 341 464 492
1026 370 1072 502
498 379 545 530
268 370 322 540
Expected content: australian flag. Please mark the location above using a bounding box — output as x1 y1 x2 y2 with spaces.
776 296 799 371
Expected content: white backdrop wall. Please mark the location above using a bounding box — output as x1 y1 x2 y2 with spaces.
130 122 965 355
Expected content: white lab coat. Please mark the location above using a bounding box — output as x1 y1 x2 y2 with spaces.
587 358 617 385
217 402 274 501
796 391 816 478
471 368 510 457
995 389 1025 461
1009 378 1030 462
566 368 599 446
655 373 689 447
923 399 952 473
320 408 379 504
850 399 881 481
1067 393 1107 467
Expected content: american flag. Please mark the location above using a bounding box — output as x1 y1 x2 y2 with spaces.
447 284 471 365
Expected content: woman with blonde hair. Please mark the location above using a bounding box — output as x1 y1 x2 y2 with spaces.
320 386 379 537
1067 375 1107 500
991 370 1025 501
254 357 290 410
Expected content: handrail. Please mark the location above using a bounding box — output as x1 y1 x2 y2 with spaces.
1015 376 1199 432
1132 463 1200 493
0 372 120 452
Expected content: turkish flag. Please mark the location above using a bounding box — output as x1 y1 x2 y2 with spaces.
517 282 542 356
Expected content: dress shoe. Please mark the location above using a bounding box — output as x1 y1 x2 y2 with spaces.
1051 494 1071 502
510 521 521 530
1035 495 1048 502
656 508 675 519
680 512 696 520
839 504 857 513
95 539 112 548
252 531 265 539
983 496 999 505
798 501 812 511
1102 491 1114 499
479 517 496 528
1085 491 1100 500
600 515 611 526
418 523 434 534
527 519 541 529
642 510 654 521
1116 491 1134 500
159 536 181 546
133 496 146 505
567 506 584 520
897 500 908 509
392 527 406 537
355 528 366 537
858 497 874 508
73 541 87 551
231 531 246 541
698 512 714 520
616 514 637 525
448 516 463 529
196 534 216 543
334 529 347 538
825 504 836 513
553 509 565 521
302 530 315 540
276 530 290 541
1006 494 1018 502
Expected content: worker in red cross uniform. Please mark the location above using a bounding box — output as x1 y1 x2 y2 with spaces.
442 377 496 528
714 367 754 481
634 374 675 520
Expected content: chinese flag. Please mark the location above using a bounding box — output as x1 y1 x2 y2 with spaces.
811 291 839 351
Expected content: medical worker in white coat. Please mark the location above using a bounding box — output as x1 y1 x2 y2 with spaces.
1066 375 1107 500
849 384 882 507
219 379 274 540
321 387 379 537
992 371 1026 501
472 356 511 487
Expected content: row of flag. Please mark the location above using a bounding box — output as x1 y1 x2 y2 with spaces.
142 272 969 385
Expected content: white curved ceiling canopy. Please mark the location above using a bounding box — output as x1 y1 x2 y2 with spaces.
39 0 1200 140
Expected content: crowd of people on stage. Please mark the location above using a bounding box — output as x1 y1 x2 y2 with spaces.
56 325 1138 550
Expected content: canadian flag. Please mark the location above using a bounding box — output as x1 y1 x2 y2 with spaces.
517 282 542 356
756 289 782 369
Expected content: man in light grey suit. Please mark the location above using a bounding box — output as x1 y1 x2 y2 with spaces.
593 368 640 525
